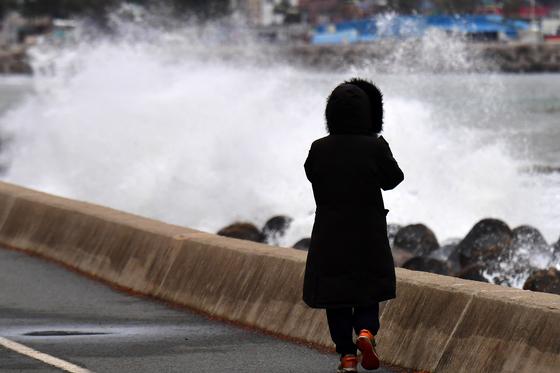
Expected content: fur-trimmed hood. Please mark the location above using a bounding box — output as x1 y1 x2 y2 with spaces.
325 83 372 135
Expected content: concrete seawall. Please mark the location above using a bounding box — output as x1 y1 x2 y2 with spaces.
0 181 558 372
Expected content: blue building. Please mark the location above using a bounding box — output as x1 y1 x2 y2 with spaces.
312 14 530 45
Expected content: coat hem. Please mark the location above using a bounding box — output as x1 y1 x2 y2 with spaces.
303 293 396 309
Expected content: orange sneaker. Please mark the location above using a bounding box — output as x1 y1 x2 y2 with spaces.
336 354 358 373
356 329 380 370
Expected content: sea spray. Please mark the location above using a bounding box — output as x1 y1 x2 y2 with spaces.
0 13 558 258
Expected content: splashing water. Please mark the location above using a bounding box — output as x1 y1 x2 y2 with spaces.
0 14 559 257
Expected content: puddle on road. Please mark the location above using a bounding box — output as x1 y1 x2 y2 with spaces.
4 324 206 341
24 330 110 337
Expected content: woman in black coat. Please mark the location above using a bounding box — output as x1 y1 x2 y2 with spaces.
303 79 404 372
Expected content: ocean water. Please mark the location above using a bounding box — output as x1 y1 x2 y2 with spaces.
0 19 558 259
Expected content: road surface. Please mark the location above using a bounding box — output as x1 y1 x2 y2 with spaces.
0 247 396 373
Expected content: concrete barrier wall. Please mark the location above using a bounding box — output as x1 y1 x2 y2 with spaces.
0 181 558 372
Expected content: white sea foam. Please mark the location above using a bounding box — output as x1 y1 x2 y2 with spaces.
0 15 559 255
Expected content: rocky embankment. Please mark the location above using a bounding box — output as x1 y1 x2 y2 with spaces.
217 216 560 296
3 41 560 75
482 42 560 72
283 42 560 73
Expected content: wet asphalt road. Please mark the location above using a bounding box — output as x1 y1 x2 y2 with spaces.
0 248 395 373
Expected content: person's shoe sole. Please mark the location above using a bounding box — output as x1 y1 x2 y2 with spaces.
337 367 358 373
337 355 358 372
356 335 380 370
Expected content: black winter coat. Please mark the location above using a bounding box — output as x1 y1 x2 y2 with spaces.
302 85 404 309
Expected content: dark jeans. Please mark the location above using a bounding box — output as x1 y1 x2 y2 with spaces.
326 303 380 357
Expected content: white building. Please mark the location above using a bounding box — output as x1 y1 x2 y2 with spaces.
232 0 299 26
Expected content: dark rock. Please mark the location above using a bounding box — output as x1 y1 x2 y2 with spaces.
455 264 489 283
492 273 518 287
429 241 461 274
553 239 560 265
446 252 462 274
511 225 549 252
457 218 512 270
402 257 451 276
494 225 551 287
292 238 311 251
387 223 402 248
523 267 560 295
392 247 414 267
553 253 560 268
217 222 265 243
393 224 439 257
262 215 292 245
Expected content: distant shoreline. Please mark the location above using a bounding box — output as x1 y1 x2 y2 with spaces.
3 41 560 75
284 42 560 73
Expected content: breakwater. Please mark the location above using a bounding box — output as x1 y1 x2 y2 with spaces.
0 181 558 372
284 41 560 72
482 42 560 72
4 41 560 75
